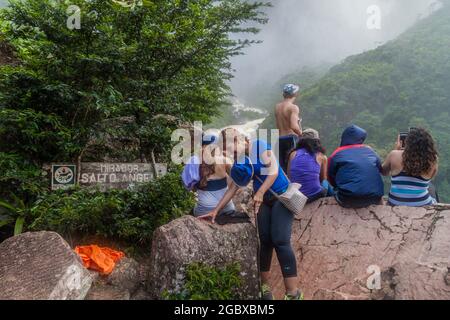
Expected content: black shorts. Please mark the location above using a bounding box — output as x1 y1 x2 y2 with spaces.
335 193 382 209
277 135 299 174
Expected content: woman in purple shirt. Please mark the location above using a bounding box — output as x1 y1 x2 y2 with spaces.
287 129 332 203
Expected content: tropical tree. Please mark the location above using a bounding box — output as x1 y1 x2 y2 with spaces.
0 0 269 201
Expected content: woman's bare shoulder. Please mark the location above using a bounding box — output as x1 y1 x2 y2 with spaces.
389 150 404 160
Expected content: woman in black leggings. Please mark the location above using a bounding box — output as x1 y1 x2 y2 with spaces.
200 128 302 300
258 201 297 279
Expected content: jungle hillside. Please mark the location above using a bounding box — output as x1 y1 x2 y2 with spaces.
260 2 450 201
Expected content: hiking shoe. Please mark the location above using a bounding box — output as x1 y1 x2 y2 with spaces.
284 290 304 301
260 284 274 300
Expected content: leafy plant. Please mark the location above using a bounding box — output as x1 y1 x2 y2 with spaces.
29 188 126 238
0 0 269 166
0 0 267 241
163 262 243 300
0 194 32 235
0 152 46 201
28 168 194 245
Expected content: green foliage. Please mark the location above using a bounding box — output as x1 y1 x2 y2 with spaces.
29 188 126 237
0 0 267 240
113 166 196 243
0 194 30 235
0 0 268 161
0 152 46 201
0 0 268 201
163 262 243 300
29 168 195 244
261 6 450 201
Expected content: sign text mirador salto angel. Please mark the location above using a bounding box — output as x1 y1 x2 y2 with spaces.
79 163 167 191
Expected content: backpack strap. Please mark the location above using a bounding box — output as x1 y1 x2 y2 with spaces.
249 158 289 200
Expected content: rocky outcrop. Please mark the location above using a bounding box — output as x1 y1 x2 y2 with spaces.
85 285 131 300
147 215 259 299
0 232 94 300
107 257 141 293
269 198 450 300
85 257 146 300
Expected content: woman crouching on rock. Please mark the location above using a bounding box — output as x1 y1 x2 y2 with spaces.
200 128 303 301
182 133 238 218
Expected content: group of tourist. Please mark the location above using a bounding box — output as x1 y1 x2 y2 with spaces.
181 83 440 301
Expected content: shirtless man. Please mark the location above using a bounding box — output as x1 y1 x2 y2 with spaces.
275 84 303 173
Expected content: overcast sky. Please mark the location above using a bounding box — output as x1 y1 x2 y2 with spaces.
0 0 439 100
231 0 439 99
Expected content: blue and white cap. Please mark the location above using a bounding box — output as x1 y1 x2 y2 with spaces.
283 84 300 97
202 133 218 146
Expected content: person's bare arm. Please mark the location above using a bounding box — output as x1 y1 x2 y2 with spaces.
431 160 439 179
319 154 328 182
290 105 303 136
199 183 240 224
381 152 393 176
287 151 296 180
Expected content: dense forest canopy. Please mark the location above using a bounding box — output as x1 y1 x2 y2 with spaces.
0 0 268 239
261 2 450 201
0 0 268 200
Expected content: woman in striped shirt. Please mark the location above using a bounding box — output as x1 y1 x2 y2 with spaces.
381 128 439 207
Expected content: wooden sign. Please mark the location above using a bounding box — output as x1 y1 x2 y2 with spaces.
79 163 167 191
45 163 167 191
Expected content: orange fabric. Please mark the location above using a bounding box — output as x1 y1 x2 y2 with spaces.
75 245 125 275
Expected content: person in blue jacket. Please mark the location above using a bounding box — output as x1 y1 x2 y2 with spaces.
328 125 384 208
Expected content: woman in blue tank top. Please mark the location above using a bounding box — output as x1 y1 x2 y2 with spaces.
287 129 332 203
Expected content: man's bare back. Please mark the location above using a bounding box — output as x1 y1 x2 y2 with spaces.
275 99 302 137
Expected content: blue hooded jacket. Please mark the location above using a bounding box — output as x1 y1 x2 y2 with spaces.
328 125 384 198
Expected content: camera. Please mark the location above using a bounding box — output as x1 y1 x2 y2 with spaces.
399 132 409 149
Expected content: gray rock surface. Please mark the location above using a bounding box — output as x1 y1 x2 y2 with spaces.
269 198 450 300
85 284 131 300
84 256 148 300
0 231 94 300
148 215 258 299
106 257 141 294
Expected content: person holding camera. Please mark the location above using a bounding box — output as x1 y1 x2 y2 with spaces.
381 127 439 207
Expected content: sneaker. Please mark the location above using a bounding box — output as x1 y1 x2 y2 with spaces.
260 284 274 300
284 290 304 301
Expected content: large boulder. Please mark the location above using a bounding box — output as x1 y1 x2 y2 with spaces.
85 257 146 300
0 231 94 300
148 215 258 299
85 284 131 300
107 257 141 293
269 198 450 300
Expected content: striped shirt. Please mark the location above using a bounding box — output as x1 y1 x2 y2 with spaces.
388 172 436 207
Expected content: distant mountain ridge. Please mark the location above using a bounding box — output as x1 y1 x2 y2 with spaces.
262 3 450 201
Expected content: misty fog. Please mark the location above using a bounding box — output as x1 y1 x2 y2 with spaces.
231 0 438 101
